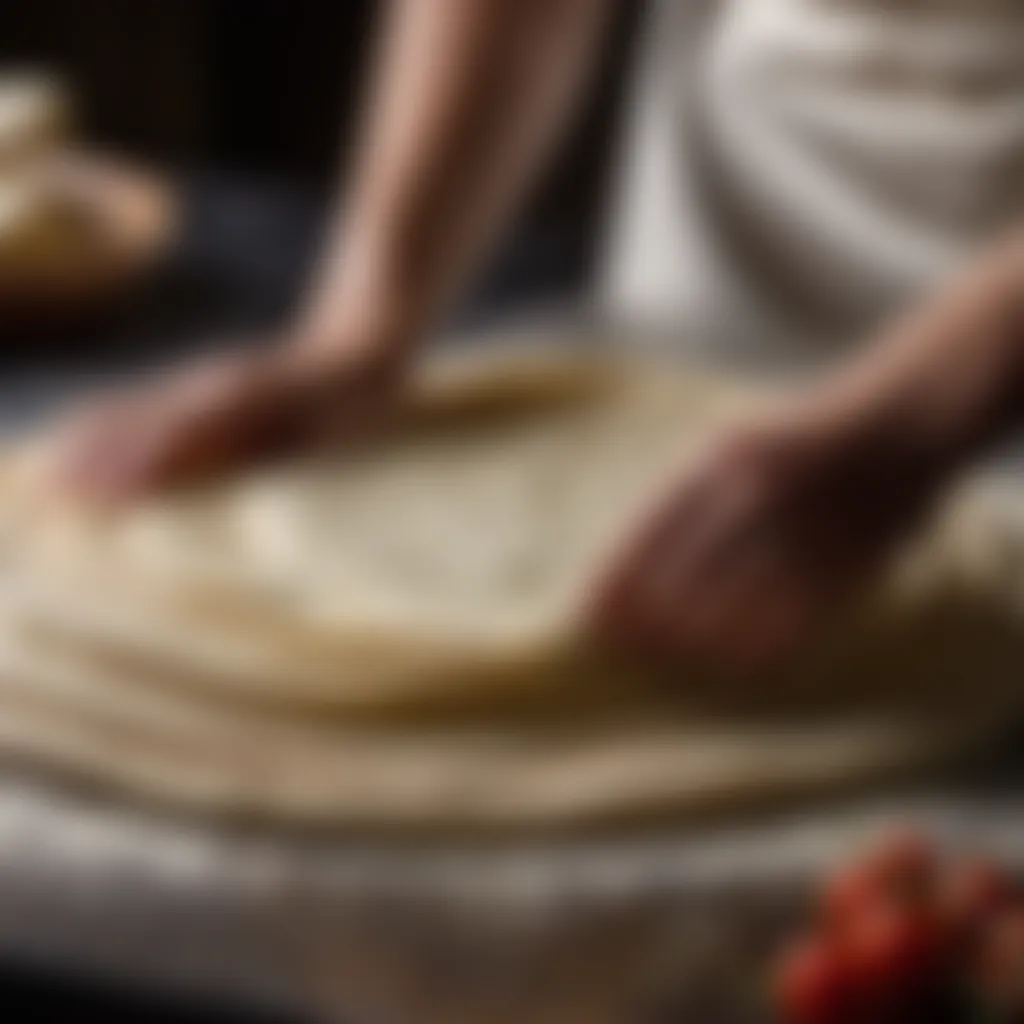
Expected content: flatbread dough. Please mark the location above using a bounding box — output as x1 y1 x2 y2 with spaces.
1 352 758 714
0 620 1006 829
0 345 1021 829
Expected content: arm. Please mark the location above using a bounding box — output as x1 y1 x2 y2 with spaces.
298 0 616 364
808 232 1024 478
593 233 1024 668
58 0 615 497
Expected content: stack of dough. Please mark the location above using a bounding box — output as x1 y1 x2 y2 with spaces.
0 346 1022 831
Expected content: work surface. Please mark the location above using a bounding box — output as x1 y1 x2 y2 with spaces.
4 177 1024 1022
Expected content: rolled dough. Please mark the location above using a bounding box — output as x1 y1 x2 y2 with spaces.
0 346 1020 829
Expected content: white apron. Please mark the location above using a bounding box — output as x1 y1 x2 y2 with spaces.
600 0 1024 361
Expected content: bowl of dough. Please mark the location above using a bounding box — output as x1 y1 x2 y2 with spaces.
0 74 176 332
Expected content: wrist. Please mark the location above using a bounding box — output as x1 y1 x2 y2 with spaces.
789 368 965 507
294 234 434 367
282 290 418 387
763 369 958 518
811 238 1024 481
292 299 415 362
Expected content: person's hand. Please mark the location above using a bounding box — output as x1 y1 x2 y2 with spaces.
51 336 405 501
589 401 941 671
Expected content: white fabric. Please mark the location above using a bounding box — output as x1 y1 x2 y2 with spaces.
601 0 1024 351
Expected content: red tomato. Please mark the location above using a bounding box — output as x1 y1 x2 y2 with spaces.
774 936 853 1024
864 828 936 899
820 865 880 933
975 906 1024 1011
842 901 945 1008
944 859 1016 940
822 829 936 930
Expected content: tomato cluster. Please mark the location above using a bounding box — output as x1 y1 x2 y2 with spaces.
773 829 1024 1023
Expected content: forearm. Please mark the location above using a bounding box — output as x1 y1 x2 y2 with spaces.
298 0 614 361
813 232 1024 477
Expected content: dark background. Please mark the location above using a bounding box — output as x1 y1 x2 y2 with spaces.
0 1 643 312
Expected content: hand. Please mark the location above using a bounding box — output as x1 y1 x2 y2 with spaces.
51 337 405 500
589 403 940 670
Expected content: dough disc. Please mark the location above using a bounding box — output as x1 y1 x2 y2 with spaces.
0 615 1009 830
0 346 1020 829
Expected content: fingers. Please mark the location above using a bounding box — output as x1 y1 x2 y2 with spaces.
597 523 823 670
55 405 182 502
593 442 778 657
588 435 846 670
590 457 714 650
50 356 277 501
51 393 151 500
